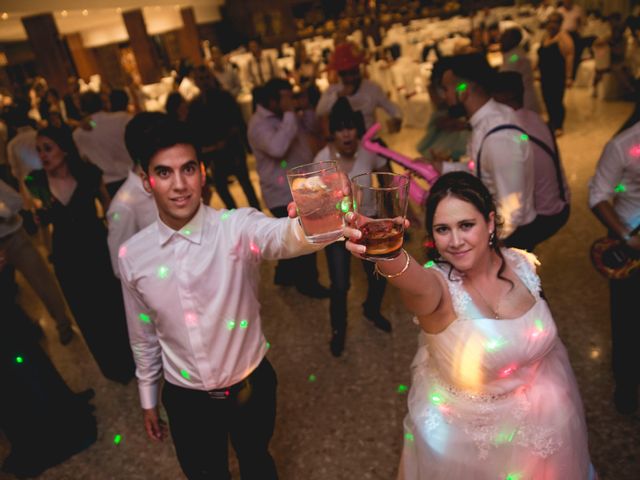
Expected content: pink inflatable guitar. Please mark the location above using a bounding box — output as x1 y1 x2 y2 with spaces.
361 123 440 205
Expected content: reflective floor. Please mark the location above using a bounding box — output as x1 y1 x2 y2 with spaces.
1 87 639 479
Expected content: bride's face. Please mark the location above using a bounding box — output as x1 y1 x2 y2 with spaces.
432 196 495 272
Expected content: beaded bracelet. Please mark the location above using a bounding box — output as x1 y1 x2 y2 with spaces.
374 249 411 279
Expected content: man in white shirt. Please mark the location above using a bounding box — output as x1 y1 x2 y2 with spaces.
106 113 158 278
73 91 133 198
246 38 283 88
435 54 536 247
589 121 640 414
558 0 586 79
493 71 571 250
500 28 541 113
118 115 332 478
316 42 403 132
211 46 242 97
6 100 41 196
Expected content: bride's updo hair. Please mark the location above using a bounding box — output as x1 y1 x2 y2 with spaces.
424 171 510 284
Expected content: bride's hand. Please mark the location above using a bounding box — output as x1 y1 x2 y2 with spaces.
343 212 367 258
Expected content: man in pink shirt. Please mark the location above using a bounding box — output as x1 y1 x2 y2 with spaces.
492 71 571 250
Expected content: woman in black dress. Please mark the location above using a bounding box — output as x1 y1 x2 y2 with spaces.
25 126 134 384
538 12 575 136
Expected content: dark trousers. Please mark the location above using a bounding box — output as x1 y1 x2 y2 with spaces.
541 78 566 131
269 206 320 289
325 242 386 332
203 141 261 211
504 205 570 252
610 272 640 387
162 359 278 480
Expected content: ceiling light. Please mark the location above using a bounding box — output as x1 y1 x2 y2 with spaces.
82 9 89 16
1 12 8 20
61 10 68 17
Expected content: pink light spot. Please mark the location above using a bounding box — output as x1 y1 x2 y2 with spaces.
467 160 475 171
184 312 198 327
149 177 156 188
629 144 640 157
277 176 285 185
249 242 261 255
118 245 127 258
499 364 518 378
438 404 451 415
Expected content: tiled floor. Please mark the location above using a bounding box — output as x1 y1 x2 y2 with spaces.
2 87 640 479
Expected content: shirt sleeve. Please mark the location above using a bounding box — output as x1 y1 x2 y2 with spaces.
315 85 340 117
119 255 163 409
371 82 402 119
0 179 23 219
589 140 624 208
481 134 531 237
107 202 137 278
249 111 298 159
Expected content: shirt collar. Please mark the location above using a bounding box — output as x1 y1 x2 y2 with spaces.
157 202 205 246
469 98 497 129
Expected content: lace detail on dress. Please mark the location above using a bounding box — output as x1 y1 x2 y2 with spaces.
504 248 542 297
431 263 472 320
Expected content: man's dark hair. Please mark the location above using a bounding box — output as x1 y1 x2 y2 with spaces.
80 91 103 115
109 89 129 112
257 78 292 108
137 114 198 172
124 112 167 165
492 71 524 108
444 53 497 93
329 97 365 136
500 28 523 53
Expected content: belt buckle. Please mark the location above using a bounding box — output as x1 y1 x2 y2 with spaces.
207 388 231 400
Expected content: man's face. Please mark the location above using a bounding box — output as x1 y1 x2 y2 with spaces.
338 67 362 88
334 127 358 157
143 144 204 231
275 89 294 115
441 70 461 107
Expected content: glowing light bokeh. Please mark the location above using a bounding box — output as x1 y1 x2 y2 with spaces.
240 320 249 329
424 260 435 269
397 384 409 394
111 212 120 222
614 183 626 193
156 265 170 279
467 160 476 171
182 228 192 236
184 312 198 327
227 320 236 331
180 369 190 379
509 53 519 63
266 341 271 349
15 356 24 364
485 337 508 352
495 428 516 444
221 209 236 221
505 473 522 480
118 245 127 258
430 392 445 405
277 176 285 185
499 364 518 378
519 134 529 142
280 160 288 169
629 144 640 157
405 432 415 442
456 82 468 92
249 242 261 255
139 313 151 324
113 434 122 445
308 374 317 382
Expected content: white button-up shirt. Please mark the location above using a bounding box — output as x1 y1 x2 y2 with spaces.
316 79 402 130
468 99 537 237
119 204 321 409
73 111 133 185
500 46 541 114
589 121 640 229
107 170 157 278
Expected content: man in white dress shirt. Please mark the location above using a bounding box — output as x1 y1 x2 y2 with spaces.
436 54 536 247
118 115 331 478
316 42 403 132
589 122 640 414
106 113 159 278
246 38 283 88
500 28 541 114
72 91 133 198
6 100 41 204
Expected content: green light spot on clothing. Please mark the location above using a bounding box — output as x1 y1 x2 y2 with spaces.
615 183 626 193
423 260 435 268
15 356 24 364
280 160 288 169
397 384 408 394
227 320 236 331
519 134 529 141
430 393 444 405
505 473 522 480
308 374 317 382
485 337 508 352
180 369 190 380
405 432 414 441
157 265 170 279
139 313 151 324
534 318 544 331
509 53 519 63
112 212 120 222
113 434 122 445
240 320 248 329
266 341 271 349
182 228 191 235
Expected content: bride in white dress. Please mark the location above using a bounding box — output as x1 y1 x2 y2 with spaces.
345 171 595 479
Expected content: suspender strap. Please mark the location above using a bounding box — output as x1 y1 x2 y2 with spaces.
475 124 567 203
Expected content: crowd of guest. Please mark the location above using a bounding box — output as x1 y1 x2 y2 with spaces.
1 1 640 477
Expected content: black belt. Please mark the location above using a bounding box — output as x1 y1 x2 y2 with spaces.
204 358 266 400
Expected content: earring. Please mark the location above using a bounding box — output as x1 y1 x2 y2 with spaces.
489 231 496 246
